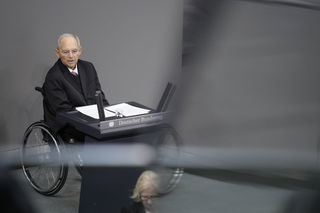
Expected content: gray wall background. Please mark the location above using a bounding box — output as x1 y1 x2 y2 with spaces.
0 0 182 148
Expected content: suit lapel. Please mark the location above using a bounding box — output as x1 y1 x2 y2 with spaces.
58 60 87 104
77 61 88 101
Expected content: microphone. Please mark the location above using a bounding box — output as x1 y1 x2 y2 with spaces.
95 90 105 121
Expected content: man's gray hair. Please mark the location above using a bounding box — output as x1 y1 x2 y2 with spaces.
57 33 81 49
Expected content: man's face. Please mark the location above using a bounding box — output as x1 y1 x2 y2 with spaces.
55 36 82 69
140 188 158 212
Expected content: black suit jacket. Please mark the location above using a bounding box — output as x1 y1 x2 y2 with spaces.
43 59 108 132
121 202 145 213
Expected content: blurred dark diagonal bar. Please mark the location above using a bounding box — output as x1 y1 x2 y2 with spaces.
174 0 320 193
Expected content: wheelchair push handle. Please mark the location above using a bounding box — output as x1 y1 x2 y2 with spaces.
35 87 44 95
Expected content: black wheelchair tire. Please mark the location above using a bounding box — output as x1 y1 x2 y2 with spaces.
21 121 68 196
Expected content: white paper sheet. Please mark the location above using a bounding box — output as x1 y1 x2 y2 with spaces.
76 104 115 119
76 103 151 119
105 103 150 117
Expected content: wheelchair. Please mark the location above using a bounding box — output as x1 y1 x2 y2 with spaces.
21 87 72 195
21 84 183 196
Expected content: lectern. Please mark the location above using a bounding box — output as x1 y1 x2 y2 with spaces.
57 106 172 213
57 83 176 213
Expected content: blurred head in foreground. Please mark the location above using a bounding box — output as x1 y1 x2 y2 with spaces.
122 170 160 213
132 170 159 212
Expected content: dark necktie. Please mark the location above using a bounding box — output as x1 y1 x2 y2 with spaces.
71 71 78 76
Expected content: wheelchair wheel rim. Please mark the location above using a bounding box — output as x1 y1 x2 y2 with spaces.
21 123 68 195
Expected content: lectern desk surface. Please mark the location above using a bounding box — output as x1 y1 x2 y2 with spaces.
57 102 171 140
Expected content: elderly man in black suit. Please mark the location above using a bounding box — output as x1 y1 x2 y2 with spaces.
43 33 108 142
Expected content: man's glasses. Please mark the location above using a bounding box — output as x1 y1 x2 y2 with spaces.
140 195 159 201
59 49 80 55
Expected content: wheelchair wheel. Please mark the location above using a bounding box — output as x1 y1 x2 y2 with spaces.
21 121 68 196
153 126 184 194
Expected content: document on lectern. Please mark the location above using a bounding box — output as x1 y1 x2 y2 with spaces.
76 104 115 119
76 103 151 119
105 103 150 117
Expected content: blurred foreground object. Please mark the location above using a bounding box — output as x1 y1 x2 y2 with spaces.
0 164 38 213
175 0 320 212
180 0 320 154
